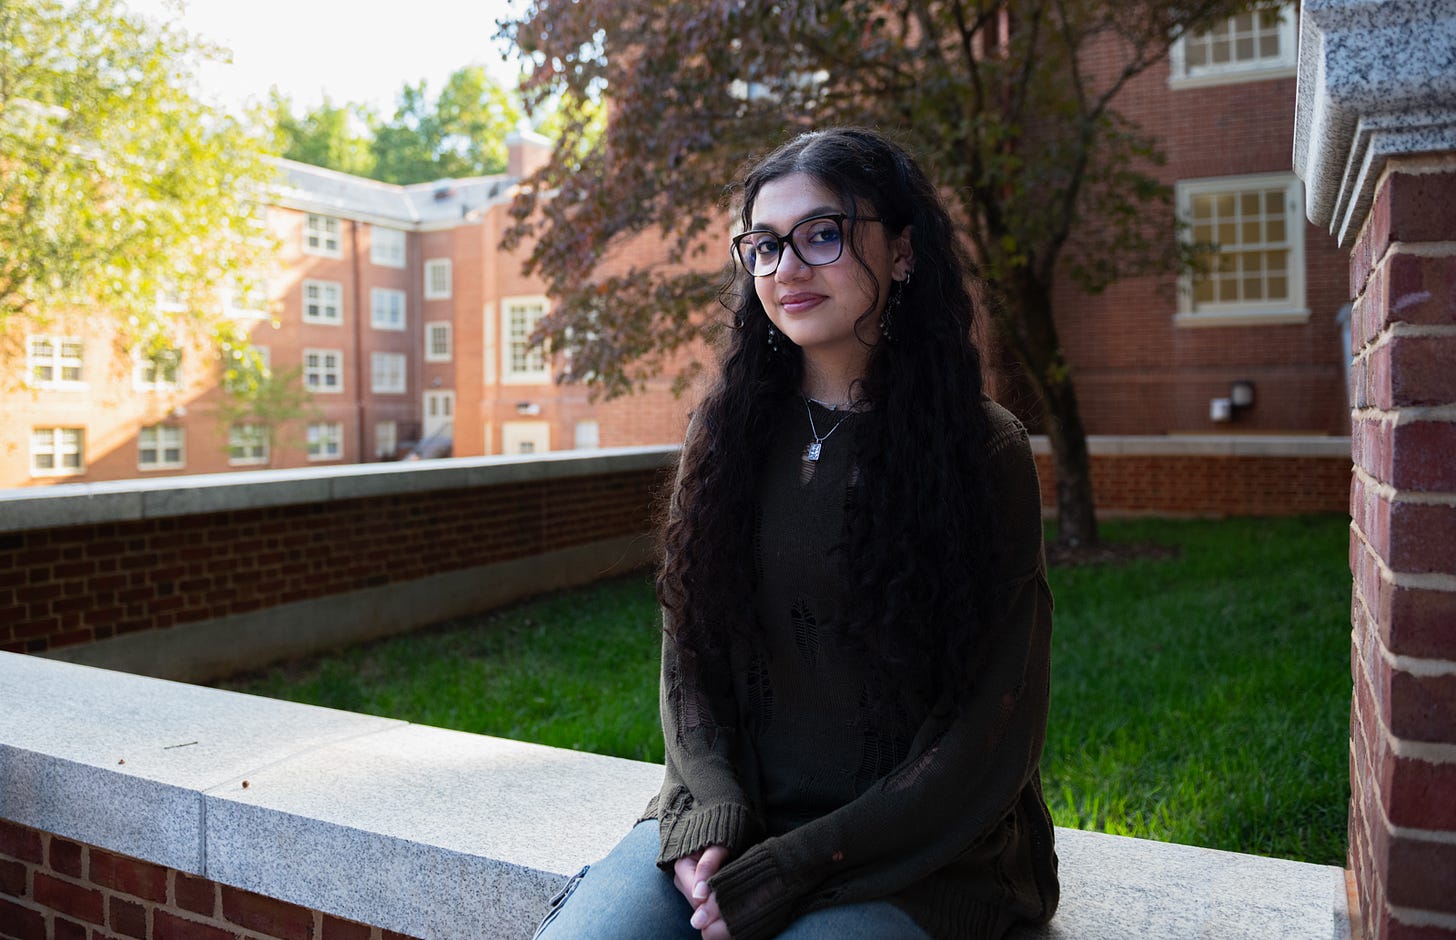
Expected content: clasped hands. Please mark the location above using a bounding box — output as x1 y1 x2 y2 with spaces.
673 845 733 939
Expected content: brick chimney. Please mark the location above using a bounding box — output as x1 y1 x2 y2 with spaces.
506 129 553 180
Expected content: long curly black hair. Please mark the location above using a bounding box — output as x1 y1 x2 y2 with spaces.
656 126 997 707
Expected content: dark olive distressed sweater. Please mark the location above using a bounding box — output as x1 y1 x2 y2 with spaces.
644 398 1059 940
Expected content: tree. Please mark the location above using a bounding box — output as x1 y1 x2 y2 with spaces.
500 0 1271 547
0 0 277 358
271 92 377 178
216 347 319 467
370 66 523 184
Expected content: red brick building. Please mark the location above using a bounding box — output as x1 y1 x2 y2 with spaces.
0 132 694 489
1024 3 1347 438
2 4 1347 492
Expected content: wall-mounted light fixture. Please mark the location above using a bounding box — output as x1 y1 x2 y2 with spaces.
515 402 541 416
1210 380 1256 423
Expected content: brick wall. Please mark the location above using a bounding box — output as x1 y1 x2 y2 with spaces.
0 819 420 940
1346 160 1456 940
0 461 669 659
1032 444 1350 517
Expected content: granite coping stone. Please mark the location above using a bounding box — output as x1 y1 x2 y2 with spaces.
0 446 678 534
0 652 1349 939
1295 0 1456 244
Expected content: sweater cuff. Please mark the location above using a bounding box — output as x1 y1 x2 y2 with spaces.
708 845 797 940
656 801 757 867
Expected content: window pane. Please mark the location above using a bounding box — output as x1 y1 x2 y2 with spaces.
1217 221 1237 245
1211 35 1230 63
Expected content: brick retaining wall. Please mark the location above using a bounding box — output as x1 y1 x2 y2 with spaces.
1031 437 1350 517
0 820 417 940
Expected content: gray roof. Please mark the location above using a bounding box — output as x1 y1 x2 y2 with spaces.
274 158 515 227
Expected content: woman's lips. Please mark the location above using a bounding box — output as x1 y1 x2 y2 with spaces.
779 292 825 314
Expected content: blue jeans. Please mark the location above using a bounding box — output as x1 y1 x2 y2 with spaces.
533 820 930 939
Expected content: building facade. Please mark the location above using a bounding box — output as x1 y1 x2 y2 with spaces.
0 133 694 488
1026 3 1348 437
2 4 1347 490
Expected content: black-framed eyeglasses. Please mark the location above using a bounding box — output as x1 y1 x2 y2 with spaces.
730 213 882 277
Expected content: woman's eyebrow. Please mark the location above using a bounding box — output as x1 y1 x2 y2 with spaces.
749 205 841 231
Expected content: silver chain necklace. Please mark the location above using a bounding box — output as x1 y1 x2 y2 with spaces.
802 397 854 461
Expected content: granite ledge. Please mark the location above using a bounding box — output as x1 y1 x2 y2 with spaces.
0 652 1350 940
0 445 678 534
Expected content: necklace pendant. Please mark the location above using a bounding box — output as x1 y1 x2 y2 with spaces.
805 441 822 461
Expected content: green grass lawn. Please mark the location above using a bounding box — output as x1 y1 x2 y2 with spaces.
217 514 1351 866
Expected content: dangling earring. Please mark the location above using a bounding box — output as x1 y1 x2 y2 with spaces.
880 273 909 341
767 321 782 353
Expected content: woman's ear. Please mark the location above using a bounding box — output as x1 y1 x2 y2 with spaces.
892 226 915 281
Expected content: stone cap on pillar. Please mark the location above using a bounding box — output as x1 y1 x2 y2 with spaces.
1293 0 1456 246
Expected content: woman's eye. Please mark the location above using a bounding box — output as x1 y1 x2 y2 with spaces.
804 222 841 246
752 237 781 256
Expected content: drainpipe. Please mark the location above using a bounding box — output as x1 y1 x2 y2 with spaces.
352 219 366 462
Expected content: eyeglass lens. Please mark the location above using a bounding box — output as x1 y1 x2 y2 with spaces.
735 215 845 276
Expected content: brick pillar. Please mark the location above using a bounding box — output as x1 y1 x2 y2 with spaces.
1295 3 1456 938
1347 159 1456 940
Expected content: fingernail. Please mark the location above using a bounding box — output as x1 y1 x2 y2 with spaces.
690 909 707 929
693 880 709 899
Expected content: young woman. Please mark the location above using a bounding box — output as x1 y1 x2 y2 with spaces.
534 127 1059 940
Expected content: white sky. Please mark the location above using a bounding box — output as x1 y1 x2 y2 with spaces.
125 0 524 115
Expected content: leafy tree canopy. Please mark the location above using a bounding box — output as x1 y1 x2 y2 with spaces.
499 0 1276 546
274 66 526 185
0 0 277 358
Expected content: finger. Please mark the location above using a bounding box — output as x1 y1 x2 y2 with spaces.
673 857 702 905
695 845 730 885
689 892 722 931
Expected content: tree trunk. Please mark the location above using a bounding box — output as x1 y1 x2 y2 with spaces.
990 269 1100 548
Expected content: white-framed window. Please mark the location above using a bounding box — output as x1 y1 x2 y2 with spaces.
1176 173 1307 327
371 352 407 393
228 425 269 466
28 336 85 387
424 258 452 299
574 420 600 450
307 422 343 461
503 296 550 383
1170 4 1296 88
370 288 406 330
303 348 344 392
138 425 185 470
425 321 452 362
503 420 550 455
303 279 343 325
133 348 182 390
30 427 85 476
304 213 342 257
375 421 398 458
371 225 406 268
